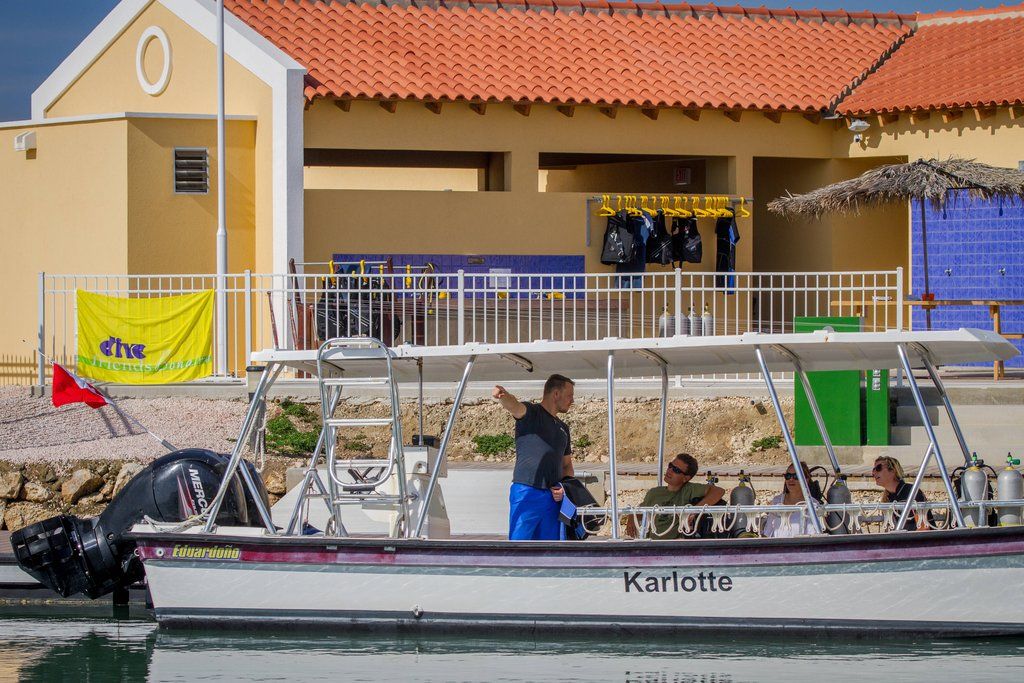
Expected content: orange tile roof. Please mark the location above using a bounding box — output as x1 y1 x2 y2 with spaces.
226 0 912 112
838 4 1024 115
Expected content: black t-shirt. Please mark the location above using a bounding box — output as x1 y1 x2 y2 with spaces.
512 402 571 490
891 481 928 531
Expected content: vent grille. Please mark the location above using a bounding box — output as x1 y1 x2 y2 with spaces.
174 148 209 194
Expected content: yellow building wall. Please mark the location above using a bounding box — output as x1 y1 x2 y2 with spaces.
302 101 824 273
126 117 256 274
45 0 276 272
0 120 128 384
840 109 1024 169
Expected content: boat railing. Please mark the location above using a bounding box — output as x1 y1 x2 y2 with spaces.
581 499 1024 537
36 268 903 382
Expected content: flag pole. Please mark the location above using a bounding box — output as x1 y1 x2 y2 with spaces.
29 342 178 453
215 0 228 376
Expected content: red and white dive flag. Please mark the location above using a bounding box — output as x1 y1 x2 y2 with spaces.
51 363 108 409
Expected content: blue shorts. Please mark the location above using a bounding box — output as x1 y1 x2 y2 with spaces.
508 483 561 541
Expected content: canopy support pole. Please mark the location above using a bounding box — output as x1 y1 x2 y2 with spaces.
417 358 425 444
414 356 475 538
915 344 972 465
607 351 621 540
753 346 824 534
657 362 669 476
894 444 934 532
776 345 841 474
203 362 283 533
896 343 966 528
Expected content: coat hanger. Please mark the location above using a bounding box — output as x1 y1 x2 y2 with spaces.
659 195 675 217
691 196 708 218
598 194 615 217
738 196 751 218
625 195 640 216
673 196 692 218
640 195 657 216
616 195 623 213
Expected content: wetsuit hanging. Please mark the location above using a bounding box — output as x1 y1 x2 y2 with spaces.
714 210 739 292
600 210 635 265
616 212 649 287
646 210 674 266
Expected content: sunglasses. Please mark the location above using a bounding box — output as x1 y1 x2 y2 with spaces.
667 462 687 475
783 472 800 481
873 463 888 473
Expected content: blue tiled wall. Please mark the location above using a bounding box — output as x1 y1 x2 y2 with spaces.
911 191 1024 367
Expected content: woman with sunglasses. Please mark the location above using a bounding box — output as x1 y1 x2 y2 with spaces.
873 456 929 531
763 462 820 538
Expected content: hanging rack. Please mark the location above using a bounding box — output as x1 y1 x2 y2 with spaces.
585 194 754 247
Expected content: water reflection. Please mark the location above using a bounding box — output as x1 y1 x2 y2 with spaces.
2 608 1024 682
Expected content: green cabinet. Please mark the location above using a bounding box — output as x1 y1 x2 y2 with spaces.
793 316 891 447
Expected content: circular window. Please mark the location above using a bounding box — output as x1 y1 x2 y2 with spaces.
136 26 172 96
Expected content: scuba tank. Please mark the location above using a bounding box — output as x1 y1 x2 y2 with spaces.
960 452 990 528
688 306 701 337
680 307 691 336
728 470 756 537
996 453 1023 527
657 306 674 337
701 303 714 337
825 474 852 535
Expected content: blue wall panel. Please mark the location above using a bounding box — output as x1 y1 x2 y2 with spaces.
911 191 1024 367
331 253 587 298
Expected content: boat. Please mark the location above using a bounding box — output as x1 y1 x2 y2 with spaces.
16 329 1024 634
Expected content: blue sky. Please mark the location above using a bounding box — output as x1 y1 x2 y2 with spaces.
0 0 999 121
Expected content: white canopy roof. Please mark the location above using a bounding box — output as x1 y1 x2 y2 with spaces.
251 328 1016 383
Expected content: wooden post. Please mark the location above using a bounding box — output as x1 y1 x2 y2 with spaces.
991 304 1003 380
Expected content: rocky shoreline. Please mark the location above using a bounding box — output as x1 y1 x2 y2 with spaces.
0 457 298 532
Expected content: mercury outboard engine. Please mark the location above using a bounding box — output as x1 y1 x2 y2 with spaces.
10 449 267 599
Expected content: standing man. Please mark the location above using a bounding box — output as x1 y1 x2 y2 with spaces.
493 374 575 541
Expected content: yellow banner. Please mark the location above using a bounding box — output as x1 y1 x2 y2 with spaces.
76 290 214 384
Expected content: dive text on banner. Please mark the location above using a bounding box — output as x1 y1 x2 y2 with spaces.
76 290 214 384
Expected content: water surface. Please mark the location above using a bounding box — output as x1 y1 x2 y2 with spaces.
2 606 1024 682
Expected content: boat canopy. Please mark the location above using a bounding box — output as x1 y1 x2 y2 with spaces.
251 328 1016 382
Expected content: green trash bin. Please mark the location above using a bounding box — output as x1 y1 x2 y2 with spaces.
794 317 863 446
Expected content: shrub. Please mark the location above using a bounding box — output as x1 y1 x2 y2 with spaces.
265 414 319 454
750 435 783 452
573 434 593 450
472 433 515 456
279 399 316 422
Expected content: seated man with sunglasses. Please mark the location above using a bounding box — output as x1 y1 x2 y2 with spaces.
625 453 725 539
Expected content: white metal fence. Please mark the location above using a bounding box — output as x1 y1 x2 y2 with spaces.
38 268 903 382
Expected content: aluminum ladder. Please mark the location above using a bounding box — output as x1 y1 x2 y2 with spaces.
303 337 411 538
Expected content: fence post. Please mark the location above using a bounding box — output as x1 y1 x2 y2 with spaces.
674 267 682 335
243 270 252 367
37 271 45 387
895 266 904 331
457 269 465 345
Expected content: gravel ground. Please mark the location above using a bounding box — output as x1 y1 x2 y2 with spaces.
0 387 248 463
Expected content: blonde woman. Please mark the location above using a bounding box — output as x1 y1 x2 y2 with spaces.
873 456 929 531
763 461 820 538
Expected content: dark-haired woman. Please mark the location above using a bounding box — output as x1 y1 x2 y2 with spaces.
763 462 820 537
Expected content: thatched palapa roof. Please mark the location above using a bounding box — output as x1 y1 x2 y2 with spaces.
768 157 1024 218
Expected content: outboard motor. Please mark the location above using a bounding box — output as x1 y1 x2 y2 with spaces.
728 471 756 537
996 453 1023 527
825 474 853 535
10 449 267 600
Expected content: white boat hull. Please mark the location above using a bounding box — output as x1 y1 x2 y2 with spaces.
135 527 1024 635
